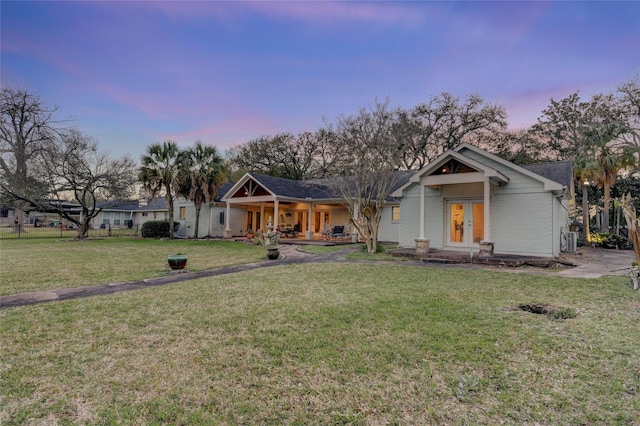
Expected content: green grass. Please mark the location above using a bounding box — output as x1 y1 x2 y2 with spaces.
2 263 639 424
0 238 266 296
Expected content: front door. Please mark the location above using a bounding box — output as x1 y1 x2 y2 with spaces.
447 200 484 247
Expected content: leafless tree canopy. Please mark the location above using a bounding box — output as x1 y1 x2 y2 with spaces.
1 86 137 239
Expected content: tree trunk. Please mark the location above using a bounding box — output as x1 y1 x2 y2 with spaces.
166 195 175 239
75 221 90 240
194 206 201 239
581 184 591 243
603 182 611 233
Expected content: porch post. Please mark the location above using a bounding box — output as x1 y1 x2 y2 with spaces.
484 180 491 241
273 199 279 229
223 202 232 238
306 198 313 240
419 184 425 239
260 204 265 232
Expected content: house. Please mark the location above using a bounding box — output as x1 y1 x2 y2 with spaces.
219 172 414 241
391 144 573 257
173 183 233 238
91 198 169 229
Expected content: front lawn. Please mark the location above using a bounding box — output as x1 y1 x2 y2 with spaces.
0 238 266 296
2 263 638 424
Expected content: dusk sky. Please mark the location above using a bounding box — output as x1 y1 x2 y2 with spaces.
2 1 639 160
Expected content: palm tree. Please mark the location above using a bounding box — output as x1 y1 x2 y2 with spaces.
573 154 597 243
138 141 185 239
179 142 226 238
584 122 636 233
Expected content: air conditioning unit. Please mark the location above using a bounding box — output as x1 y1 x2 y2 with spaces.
566 231 578 254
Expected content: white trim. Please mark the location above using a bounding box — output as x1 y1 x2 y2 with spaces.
454 143 564 192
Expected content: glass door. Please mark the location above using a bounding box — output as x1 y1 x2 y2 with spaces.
447 200 484 247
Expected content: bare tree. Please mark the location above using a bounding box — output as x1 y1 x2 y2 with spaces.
394 93 507 169
0 86 64 227
480 129 551 165
324 98 404 254
226 130 349 180
618 76 640 149
5 129 137 239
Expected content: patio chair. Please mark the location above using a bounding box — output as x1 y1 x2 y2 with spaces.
283 224 299 238
330 225 345 240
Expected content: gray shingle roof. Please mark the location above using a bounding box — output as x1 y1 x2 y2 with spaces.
521 161 573 187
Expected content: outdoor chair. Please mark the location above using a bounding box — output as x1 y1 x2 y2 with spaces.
283 224 299 238
330 225 345 240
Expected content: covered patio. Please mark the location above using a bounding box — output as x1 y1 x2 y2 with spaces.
220 173 356 241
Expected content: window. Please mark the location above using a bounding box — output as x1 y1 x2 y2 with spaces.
102 211 110 224
142 212 148 217
113 212 121 225
219 211 225 225
179 207 186 220
391 206 400 222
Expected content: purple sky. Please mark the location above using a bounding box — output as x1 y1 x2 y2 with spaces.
2 1 639 160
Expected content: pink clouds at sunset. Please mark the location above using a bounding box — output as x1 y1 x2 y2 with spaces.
1 1 638 158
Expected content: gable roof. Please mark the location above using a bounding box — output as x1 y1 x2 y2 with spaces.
454 143 566 192
223 171 414 203
392 144 570 197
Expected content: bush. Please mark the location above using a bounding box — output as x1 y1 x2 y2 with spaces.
589 232 632 250
141 221 179 238
360 243 386 253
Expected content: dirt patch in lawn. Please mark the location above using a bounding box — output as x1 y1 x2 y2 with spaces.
517 303 578 320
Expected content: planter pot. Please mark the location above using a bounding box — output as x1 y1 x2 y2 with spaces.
246 233 256 240
167 254 188 270
266 247 280 260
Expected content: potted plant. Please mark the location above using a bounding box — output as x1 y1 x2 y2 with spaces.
167 253 188 270
245 228 255 239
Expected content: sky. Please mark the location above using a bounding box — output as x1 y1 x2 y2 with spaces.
2 1 639 161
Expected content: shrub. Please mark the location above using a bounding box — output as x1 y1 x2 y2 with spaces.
360 243 386 253
141 221 179 238
589 232 632 250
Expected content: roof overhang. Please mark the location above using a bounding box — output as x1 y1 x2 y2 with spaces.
392 150 509 197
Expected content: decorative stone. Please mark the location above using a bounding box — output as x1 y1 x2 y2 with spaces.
415 238 430 254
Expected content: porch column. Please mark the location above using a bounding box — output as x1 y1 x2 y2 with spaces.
306 198 313 240
223 202 232 238
419 184 425 239
273 199 279 229
260 204 265 232
484 180 491 241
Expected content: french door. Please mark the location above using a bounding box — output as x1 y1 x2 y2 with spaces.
447 200 484 247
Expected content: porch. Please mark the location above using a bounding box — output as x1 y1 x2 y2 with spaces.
388 247 555 268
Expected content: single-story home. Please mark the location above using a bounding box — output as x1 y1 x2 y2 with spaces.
172 144 574 258
391 143 573 257
92 198 169 229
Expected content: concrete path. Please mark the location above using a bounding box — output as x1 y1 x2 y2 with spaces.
556 248 635 278
1 245 635 309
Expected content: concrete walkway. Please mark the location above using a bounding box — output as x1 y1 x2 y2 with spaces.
1 245 635 309
556 248 635 278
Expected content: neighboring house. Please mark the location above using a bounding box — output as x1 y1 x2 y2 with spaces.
391 143 573 257
92 198 169 229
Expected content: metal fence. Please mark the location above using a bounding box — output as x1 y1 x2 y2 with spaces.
0 223 140 240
